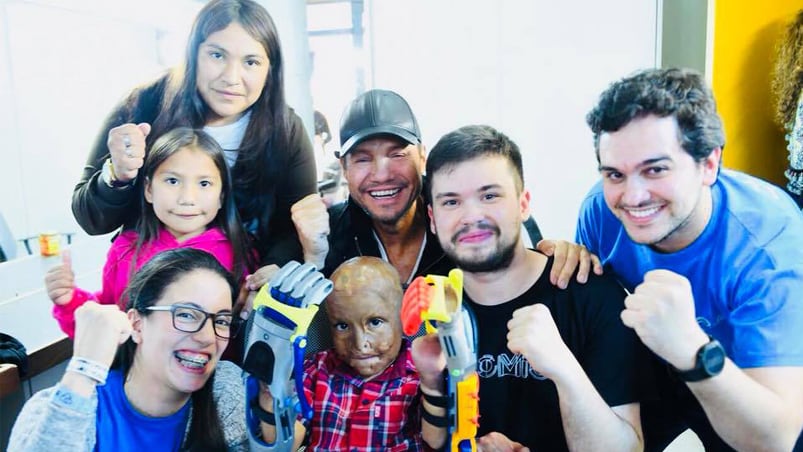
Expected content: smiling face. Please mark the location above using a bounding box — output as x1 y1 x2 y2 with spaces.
129 268 232 396
428 155 529 273
144 146 223 242
327 257 403 380
598 115 719 252
195 22 270 126
341 137 425 225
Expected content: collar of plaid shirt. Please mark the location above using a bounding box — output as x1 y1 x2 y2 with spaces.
305 339 425 451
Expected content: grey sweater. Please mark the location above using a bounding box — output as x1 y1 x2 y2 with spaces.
8 361 248 451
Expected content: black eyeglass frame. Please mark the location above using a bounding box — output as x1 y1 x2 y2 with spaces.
145 303 240 339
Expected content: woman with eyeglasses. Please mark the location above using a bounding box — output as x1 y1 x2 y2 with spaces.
9 248 261 451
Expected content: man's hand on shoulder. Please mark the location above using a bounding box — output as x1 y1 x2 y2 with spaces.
536 240 602 289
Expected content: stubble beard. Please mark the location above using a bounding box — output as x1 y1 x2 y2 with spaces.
445 224 519 273
360 181 422 226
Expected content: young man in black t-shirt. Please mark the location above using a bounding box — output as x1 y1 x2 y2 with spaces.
413 125 648 451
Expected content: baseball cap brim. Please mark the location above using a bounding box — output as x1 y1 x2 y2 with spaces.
336 125 421 159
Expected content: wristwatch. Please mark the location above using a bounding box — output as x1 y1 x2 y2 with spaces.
673 337 726 382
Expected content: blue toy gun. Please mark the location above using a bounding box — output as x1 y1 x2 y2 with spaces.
243 261 332 451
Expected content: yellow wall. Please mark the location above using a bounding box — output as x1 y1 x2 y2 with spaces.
712 0 801 185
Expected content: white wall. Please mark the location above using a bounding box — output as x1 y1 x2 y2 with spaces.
0 0 199 253
0 0 313 258
368 0 658 239
259 0 315 143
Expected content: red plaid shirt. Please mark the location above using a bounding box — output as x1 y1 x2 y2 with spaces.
302 339 425 451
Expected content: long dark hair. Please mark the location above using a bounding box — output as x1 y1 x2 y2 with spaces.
135 127 253 279
114 248 239 451
151 0 292 235
772 9 803 128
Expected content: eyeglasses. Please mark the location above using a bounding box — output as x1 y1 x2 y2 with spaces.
146 303 240 339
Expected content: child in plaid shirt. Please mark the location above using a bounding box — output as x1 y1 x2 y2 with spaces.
259 256 425 451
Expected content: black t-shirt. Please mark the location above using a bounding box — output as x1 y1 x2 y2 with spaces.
465 254 649 451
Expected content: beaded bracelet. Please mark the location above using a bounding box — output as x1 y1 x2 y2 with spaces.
66 356 109 385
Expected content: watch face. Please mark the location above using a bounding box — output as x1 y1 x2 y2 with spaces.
702 340 726 375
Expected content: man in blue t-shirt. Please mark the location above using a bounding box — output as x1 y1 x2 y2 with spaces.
577 67 803 451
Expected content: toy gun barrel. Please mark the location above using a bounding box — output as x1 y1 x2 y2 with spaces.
442 301 479 452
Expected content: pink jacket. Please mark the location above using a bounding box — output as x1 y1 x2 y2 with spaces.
52 227 234 338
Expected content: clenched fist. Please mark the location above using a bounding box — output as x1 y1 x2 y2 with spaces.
290 194 330 269
620 269 709 370
507 304 575 380
107 122 151 183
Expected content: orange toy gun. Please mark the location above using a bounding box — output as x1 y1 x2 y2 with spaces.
402 269 479 452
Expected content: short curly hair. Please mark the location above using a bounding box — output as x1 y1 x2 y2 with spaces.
586 68 725 162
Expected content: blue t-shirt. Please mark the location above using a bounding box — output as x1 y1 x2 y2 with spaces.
576 169 803 368
95 370 190 452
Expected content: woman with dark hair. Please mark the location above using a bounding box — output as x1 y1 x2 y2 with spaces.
773 8 803 207
72 0 316 274
10 248 255 451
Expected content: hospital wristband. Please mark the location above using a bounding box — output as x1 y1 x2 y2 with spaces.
66 356 109 385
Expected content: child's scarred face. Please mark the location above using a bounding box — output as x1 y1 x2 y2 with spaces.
145 146 223 242
327 263 403 381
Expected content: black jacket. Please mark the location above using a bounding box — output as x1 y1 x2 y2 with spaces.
70 75 316 266
323 196 453 280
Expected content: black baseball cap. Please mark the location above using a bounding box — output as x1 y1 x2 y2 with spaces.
336 89 422 158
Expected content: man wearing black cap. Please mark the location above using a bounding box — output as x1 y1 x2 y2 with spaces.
291 89 599 286
319 89 444 283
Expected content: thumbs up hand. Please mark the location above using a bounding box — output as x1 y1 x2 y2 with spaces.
45 249 76 305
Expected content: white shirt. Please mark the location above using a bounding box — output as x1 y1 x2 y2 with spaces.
203 110 251 168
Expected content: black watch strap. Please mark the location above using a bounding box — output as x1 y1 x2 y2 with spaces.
673 337 725 382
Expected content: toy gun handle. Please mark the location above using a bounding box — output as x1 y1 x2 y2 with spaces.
401 269 479 452
452 373 479 452
244 261 332 452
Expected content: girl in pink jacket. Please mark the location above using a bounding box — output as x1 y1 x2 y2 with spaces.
47 127 253 337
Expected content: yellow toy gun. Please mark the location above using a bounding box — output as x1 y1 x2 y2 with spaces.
402 269 479 452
